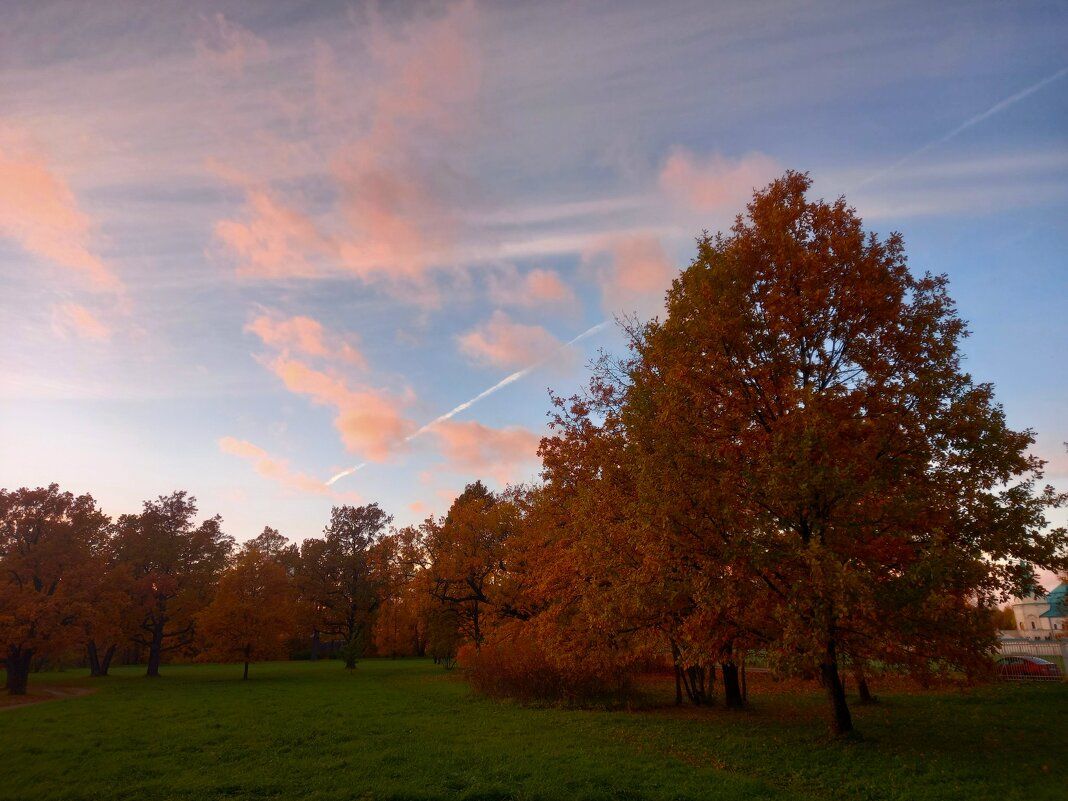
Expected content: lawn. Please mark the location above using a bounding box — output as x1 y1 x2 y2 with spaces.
0 660 1063 801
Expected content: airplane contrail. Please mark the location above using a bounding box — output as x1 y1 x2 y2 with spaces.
325 319 611 486
857 65 1068 189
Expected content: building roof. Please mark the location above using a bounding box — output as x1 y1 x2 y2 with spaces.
1038 583 1068 618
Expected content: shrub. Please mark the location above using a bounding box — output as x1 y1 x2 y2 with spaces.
464 622 634 706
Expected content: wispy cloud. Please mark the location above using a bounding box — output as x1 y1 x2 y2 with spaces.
194 13 269 74
247 313 365 368
458 310 569 370
429 419 541 484
219 436 357 499
213 0 481 299
214 184 328 279
50 302 111 342
486 265 577 310
659 149 781 214
586 234 677 319
267 356 416 462
0 127 121 292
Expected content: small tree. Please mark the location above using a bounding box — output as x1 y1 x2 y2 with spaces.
198 545 296 679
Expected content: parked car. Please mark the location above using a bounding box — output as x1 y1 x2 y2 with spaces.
995 655 1063 680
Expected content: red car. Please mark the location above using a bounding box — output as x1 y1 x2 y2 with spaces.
996 655 1063 680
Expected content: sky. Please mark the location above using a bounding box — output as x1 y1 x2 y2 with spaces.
1 1 1066 585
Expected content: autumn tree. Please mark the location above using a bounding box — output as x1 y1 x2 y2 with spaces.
0 485 110 694
426 482 515 649
81 532 133 678
113 492 233 677
373 525 431 658
302 503 392 669
246 526 300 574
621 171 1067 734
198 542 297 679
535 390 727 706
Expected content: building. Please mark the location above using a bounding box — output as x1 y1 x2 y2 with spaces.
1012 583 1068 640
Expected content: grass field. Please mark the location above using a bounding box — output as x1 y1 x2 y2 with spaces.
1 660 1064 801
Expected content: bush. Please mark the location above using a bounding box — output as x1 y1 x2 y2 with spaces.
464 624 634 706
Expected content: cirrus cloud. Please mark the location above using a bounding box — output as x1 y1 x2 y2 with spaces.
267 356 416 462
487 265 577 309
219 436 357 499
50 302 111 342
429 419 541 485
586 234 677 320
213 1 480 301
247 313 365 368
659 148 781 214
0 127 121 292
458 310 567 370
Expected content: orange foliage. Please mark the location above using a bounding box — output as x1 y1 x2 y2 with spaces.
464 621 634 704
0 485 110 694
198 545 297 679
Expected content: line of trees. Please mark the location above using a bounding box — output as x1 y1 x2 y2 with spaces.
3 174 1065 737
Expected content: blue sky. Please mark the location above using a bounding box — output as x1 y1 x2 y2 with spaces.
1 1 1066 584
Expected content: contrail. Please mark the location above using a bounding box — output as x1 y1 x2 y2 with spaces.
325 319 611 486
857 65 1068 189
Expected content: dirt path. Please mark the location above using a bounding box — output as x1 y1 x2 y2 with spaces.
0 685 97 711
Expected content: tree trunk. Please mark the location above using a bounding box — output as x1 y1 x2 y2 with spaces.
669 639 683 705
100 644 116 676
686 665 707 705
721 661 744 709
146 621 165 677
472 601 481 651
88 639 103 677
87 640 116 677
310 629 320 662
821 639 854 735
854 665 876 704
5 646 33 695
243 644 251 681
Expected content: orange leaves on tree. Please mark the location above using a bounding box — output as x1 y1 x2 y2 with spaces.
198 543 297 679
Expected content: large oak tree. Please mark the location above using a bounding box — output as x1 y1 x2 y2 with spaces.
623 172 1067 734
113 492 233 677
0 485 110 694
302 503 392 668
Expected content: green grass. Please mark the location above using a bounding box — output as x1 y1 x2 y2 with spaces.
0 660 1064 801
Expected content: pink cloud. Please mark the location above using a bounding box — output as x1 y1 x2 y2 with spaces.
268 356 416 462
0 129 121 292
212 2 480 299
659 149 780 214
51 302 111 342
409 501 427 515
430 419 541 484
214 187 327 279
195 13 269 73
332 1 480 288
219 436 357 499
587 234 677 319
247 314 365 368
458 310 566 370
488 265 577 309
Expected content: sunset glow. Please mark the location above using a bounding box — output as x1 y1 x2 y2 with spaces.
1 0 1065 561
